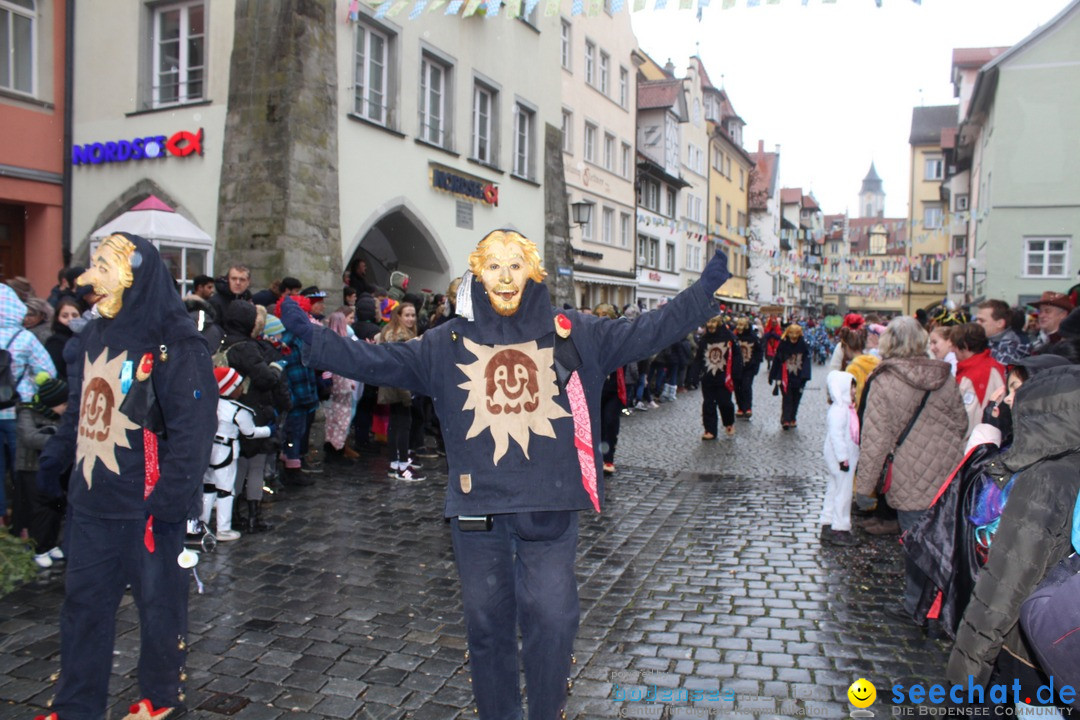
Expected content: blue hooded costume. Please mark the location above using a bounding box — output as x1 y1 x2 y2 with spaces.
289 241 727 720
37 232 217 720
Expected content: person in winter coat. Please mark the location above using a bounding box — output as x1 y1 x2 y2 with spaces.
207 264 253 328
388 270 410 301
0 284 56 529
274 294 320 486
35 233 217 720
44 297 81 383
350 294 382 453
23 297 53 346
835 324 879 410
855 316 967 624
378 302 423 481
220 300 291 532
821 371 860 547
762 316 783 369
768 324 811 428
695 315 743 439
13 373 68 567
733 317 762 419
952 323 1006 440
184 294 224 353
947 366 1080 696
278 229 733 720
594 304 626 474
324 311 359 465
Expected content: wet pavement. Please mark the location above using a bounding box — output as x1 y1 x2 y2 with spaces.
0 370 950 720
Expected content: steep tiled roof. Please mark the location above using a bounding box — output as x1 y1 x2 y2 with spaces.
692 56 715 89
848 217 908 256
823 214 845 242
638 80 682 110
780 188 802 205
951 47 1009 70
910 105 958 145
801 194 820 211
748 144 779 212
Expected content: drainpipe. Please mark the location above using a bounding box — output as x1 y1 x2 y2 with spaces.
61 0 75 266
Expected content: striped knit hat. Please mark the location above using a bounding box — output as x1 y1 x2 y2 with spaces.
213 367 243 396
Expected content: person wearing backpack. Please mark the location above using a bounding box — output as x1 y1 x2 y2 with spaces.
0 284 56 529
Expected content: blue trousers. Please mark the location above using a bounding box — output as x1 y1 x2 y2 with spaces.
53 511 189 720
451 511 579 720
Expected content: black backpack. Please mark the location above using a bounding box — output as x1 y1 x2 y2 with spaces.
0 330 26 409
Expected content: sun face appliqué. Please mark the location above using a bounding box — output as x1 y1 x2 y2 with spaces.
457 337 570 465
76 349 140 488
704 342 729 376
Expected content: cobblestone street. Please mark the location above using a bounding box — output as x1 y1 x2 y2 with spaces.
0 370 950 720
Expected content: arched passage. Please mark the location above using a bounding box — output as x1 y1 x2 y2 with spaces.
344 199 452 296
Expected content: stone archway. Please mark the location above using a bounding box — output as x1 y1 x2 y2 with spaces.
345 199 452 296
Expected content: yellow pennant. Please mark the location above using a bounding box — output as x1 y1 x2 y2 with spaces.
463 0 483 16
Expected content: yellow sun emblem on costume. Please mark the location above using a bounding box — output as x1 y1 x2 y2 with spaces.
76 349 140 489
457 337 570 465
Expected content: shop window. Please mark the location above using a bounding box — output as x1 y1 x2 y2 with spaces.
354 19 395 127
151 1 206 108
1 0 35 95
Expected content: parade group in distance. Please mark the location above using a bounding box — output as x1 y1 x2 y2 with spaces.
3 229 1080 718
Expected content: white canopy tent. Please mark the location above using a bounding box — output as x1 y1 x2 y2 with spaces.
90 196 214 292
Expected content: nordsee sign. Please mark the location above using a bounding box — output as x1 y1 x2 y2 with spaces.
72 129 204 166
430 164 498 206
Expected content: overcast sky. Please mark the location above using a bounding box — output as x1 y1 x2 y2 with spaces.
630 0 1073 219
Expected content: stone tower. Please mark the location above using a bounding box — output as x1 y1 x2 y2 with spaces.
215 0 341 290
859 162 885 219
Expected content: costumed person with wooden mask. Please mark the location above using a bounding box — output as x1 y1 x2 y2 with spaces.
279 229 731 720
694 315 743 439
34 233 217 720
768 324 812 429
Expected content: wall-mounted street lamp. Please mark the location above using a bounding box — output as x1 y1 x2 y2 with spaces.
571 200 594 229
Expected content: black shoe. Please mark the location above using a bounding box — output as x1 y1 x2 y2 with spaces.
283 467 314 487
413 447 438 459
818 525 831 542
883 604 925 628
300 458 324 474
824 530 859 547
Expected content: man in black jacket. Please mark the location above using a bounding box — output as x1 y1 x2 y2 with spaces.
208 264 253 327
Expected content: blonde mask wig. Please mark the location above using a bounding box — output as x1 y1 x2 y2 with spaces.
467 229 547 283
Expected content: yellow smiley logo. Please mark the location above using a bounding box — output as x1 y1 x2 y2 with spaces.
848 678 877 708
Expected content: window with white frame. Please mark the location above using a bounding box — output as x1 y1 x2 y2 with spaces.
921 257 942 283
955 194 969 211
420 53 451 147
666 187 677 219
584 40 595 86
561 109 572 153
159 244 209 296
1024 237 1070 277
151 1 206 108
638 179 660 213
1 0 35 94
602 207 614 245
472 83 496 164
620 142 631 179
354 20 392 125
512 102 534 180
665 242 676 272
599 51 610 95
685 244 701 271
638 235 659 268
560 19 571 70
603 133 615 171
619 66 628 108
619 212 630 248
924 156 944 181
923 203 943 230
584 122 597 163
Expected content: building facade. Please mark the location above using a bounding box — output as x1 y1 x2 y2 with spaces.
955 0 1080 306
560 10 638 311
747 141 780 309
1 0 68 293
905 104 957 315
69 0 562 297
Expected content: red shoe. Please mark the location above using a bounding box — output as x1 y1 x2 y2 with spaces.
34 714 58 720
124 699 177 720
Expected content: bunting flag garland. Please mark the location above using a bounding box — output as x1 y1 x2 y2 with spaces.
349 0 924 22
